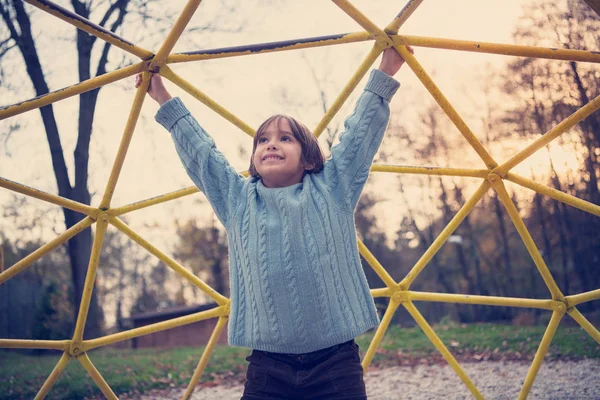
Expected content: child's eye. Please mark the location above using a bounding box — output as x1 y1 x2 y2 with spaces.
281 135 291 142
258 137 267 143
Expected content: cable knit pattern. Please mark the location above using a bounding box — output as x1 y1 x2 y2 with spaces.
257 202 282 344
312 188 356 328
155 69 398 354
229 228 246 343
240 187 262 347
275 191 310 349
300 188 334 341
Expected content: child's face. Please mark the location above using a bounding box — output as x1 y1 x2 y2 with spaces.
253 119 306 188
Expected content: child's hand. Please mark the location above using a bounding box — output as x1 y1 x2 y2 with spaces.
135 73 172 105
378 45 414 77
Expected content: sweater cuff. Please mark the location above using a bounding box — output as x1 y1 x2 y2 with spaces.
155 97 190 131
365 69 400 101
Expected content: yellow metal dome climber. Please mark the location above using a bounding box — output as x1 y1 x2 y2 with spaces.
1 0 600 399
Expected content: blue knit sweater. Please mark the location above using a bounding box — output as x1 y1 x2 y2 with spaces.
155 69 399 353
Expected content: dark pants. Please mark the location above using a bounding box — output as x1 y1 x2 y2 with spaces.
241 340 367 400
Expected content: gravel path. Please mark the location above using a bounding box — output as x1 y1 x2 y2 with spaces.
135 359 600 399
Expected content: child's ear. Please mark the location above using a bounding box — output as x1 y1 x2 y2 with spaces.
304 162 315 172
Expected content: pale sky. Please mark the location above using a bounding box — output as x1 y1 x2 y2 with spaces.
2 0 557 258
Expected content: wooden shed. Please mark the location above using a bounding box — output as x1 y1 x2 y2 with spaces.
128 303 228 349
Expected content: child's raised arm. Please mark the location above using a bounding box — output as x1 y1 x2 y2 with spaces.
322 46 412 211
137 73 246 228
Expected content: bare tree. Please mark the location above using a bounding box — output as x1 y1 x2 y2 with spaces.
0 0 252 338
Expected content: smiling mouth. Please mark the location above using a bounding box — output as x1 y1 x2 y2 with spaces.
262 155 284 161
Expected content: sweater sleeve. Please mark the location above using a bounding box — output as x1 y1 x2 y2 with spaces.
155 97 245 227
322 69 400 211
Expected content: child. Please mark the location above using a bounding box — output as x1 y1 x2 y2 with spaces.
136 46 411 399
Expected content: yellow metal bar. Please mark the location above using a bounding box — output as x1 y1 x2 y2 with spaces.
109 217 229 305
0 217 93 285
99 72 151 209
357 239 397 289
332 0 390 43
0 177 97 215
78 353 118 400
72 217 108 342
401 180 490 288
371 287 393 298
393 34 600 64
495 93 600 177
0 339 70 350
567 288 600 307
362 297 400 371
182 316 229 399
34 352 71 400
161 66 255 137
507 172 600 217
313 44 382 137
584 0 600 16
404 301 484 399
518 311 564 400
84 306 227 351
385 0 425 34
167 32 372 64
394 44 498 169
491 177 564 300
371 164 488 178
0 62 147 121
567 307 600 344
110 186 199 216
24 0 153 59
409 291 557 310
151 0 203 70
